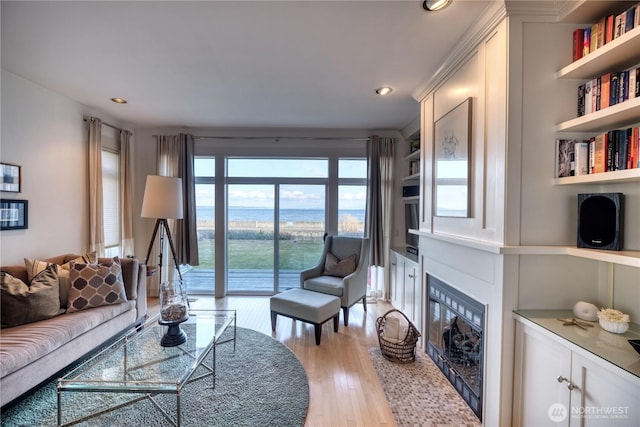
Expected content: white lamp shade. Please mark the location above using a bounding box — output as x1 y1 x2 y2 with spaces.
141 175 184 219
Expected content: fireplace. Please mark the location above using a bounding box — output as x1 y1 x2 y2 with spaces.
425 275 485 421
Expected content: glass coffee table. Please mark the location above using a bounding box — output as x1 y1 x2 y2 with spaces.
57 309 236 426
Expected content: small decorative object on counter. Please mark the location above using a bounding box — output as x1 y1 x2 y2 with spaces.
573 301 599 322
597 308 630 334
158 280 189 346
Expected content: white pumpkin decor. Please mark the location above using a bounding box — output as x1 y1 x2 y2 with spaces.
597 308 630 334
573 301 599 322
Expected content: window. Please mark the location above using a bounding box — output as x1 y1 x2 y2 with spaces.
338 159 367 236
191 139 367 296
102 148 120 257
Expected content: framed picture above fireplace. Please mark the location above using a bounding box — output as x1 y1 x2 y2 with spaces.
433 98 472 218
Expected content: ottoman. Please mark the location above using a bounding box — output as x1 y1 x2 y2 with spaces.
270 288 341 345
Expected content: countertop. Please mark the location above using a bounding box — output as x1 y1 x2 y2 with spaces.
514 309 640 379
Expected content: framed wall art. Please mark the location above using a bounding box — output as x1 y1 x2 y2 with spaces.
433 98 472 218
1 163 21 193
0 199 28 230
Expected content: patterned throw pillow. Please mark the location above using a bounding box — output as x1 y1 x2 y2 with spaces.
1 263 64 328
24 253 97 309
67 257 127 313
323 252 357 278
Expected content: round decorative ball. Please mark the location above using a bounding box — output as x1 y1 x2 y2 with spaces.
599 318 629 334
573 301 599 322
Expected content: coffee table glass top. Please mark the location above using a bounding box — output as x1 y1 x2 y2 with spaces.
58 310 236 393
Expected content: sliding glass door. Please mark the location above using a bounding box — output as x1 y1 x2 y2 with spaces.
191 154 366 296
278 184 325 291
227 184 275 293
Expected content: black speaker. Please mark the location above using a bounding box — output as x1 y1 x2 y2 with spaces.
577 193 624 251
403 185 419 197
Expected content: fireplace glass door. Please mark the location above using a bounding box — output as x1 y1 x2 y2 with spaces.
426 275 484 420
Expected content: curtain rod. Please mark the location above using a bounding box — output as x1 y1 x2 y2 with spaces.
83 116 124 133
192 135 371 142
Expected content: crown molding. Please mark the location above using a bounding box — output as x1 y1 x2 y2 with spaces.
411 0 569 102
411 1 507 102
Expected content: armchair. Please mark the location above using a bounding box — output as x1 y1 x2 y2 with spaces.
300 236 369 326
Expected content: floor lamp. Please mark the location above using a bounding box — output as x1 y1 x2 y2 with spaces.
141 175 184 283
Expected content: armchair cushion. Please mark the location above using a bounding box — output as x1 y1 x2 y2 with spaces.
323 252 357 277
303 275 344 297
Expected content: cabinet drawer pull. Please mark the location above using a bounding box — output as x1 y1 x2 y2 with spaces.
557 375 575 391
449 367 459 378
408 274 414 279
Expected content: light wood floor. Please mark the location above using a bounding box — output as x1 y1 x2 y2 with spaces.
148 295 397 427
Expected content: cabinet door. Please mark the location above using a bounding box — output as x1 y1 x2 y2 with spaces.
389 252 403 310
412 261 422 336
403 261 416 323
514 323 572 427
569 352 640 427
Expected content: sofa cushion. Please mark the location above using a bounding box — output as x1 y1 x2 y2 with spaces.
1 264 64 328
67 257 127 313
323 252 357 277
0 300 134 378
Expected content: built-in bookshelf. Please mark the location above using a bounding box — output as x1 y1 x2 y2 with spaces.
402 137 420 202
553 1 640 267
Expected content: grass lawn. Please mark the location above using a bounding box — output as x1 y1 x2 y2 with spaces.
196 239 324 270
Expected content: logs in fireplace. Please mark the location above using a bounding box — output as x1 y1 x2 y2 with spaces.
426 275 485 421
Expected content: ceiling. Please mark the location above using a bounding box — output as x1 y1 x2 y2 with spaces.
1 0 491 131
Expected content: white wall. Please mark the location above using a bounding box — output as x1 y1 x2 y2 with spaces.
416 18 512 427
0 70 89 264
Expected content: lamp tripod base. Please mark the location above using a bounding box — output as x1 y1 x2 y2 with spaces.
160 323 187 347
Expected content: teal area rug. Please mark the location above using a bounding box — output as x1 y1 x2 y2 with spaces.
1 327 309 426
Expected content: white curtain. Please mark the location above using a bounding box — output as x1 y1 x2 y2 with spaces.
88 117 105 256
120 130 135 256
366 135 395 300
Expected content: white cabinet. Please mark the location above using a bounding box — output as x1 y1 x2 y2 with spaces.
513 315 640 427
389 249 421 334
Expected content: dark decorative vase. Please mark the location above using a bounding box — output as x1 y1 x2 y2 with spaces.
158 280 189 347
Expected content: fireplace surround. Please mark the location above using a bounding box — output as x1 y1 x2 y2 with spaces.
425 274 485 421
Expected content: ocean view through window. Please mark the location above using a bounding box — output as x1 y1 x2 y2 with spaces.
187 155 367 295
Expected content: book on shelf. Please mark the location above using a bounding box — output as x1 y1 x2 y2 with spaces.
584 80 593 115
573 28 584 61
583 28 591 57
576 66 639 116
605 14 615 44
573 127 640 176
607 130 616 171
408 160 420 175
573 4 640 62
574 142 590 176
601 73 611 109
592 133 607 174
590 22 598 52
556 139 577 178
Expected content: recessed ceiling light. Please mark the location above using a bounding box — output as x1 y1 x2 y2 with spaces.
375 87 393 96
111 98 127 104
422 0 451 11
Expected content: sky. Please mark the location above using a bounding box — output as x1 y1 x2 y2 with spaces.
194 158 367 210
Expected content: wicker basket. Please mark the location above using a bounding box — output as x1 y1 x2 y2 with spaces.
376 309 421 363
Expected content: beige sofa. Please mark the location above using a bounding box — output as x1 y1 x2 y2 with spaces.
0 254 147 407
